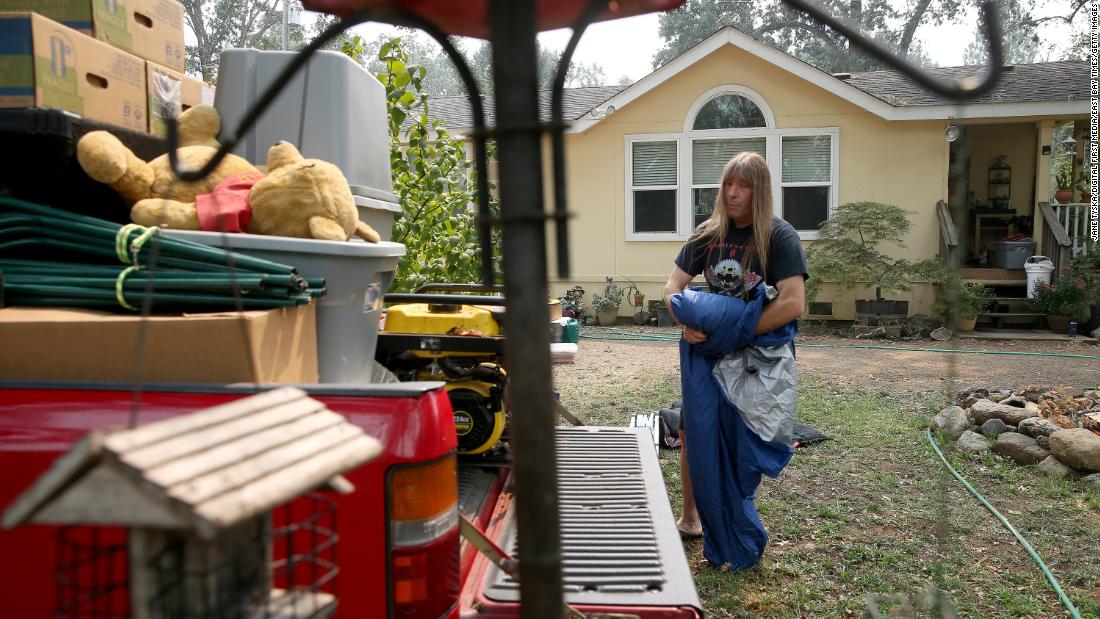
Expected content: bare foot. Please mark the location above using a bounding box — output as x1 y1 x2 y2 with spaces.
676 516 703 538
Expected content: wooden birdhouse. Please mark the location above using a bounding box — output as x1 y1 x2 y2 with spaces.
2 387 382 619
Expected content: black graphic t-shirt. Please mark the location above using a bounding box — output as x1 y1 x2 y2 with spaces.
674 217 808 297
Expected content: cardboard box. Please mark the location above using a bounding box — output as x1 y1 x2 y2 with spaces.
0 304 318 384
0 0 184 70
146 60 215 136
0 12 147 131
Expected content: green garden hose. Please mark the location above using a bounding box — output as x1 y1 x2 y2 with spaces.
925 429 1083 619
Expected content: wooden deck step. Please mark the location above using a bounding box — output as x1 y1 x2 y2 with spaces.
962 278 1027 286
978 312 1044 318
958 267 1027 280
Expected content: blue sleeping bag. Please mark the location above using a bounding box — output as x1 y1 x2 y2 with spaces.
670 288 796 569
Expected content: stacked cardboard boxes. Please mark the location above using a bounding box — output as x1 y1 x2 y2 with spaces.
0 0 214 134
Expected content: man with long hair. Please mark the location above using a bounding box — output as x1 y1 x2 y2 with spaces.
663 152 808 568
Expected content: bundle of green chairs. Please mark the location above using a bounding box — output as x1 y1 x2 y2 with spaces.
0 197 325 312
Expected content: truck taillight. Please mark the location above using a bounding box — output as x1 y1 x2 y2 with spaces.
387 454 460 619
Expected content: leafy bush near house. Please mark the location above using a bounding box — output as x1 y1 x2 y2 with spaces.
1030 274 1091 318
804 201 943 303
369 37 501 291
1071 245 1100 304
935 275 993 320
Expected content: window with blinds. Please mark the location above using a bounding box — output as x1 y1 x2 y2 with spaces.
691 138 766 228
631 141 677 233
781 135 831 232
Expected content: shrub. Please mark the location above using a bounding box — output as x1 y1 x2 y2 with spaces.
805 201 942 303
1031 274 1090 319
590 276 625 312
935 276 993 320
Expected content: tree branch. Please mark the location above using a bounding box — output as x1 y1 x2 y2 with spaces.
898 0 934 59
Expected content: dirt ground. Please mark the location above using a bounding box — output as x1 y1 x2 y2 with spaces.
565 327 1100 394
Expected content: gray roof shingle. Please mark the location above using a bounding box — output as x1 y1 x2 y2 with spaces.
410 59 1086 133
405 85 625 133
841 61 1089 107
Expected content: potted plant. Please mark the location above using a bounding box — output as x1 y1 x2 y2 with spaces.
1054 171 1074 204
1030 273 1091 332
1074 171 1093 203
805 201 943 325
935 275 993 332
590 276 625 326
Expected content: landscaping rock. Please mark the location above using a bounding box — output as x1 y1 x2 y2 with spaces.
1001 396 1028 408
988 393 1008 403
980 418 1008 438
1036 435 1051 450
1049 429 1100 473
992 432 1049 465
956 387 989 402
932 406 970 440
960 396 980 409
1081 473 1100 488
970 399 1039 426
956 431 990 454
1017 417 1062 439
1038 456 1074 479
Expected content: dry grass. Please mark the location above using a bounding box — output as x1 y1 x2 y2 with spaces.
553 334 1100 618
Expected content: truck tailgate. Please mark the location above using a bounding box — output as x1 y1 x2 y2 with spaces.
462 427 701 617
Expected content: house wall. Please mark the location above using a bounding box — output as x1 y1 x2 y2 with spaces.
553 44 947 319
966 123 1038 214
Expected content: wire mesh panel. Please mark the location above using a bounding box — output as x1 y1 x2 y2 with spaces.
55 527 130 619
54 494 339 619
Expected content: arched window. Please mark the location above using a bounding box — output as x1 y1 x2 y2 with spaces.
692 94 767 130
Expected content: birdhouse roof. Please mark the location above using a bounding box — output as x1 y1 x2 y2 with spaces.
2 387 381 539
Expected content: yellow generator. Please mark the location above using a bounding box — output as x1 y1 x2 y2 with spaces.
377 288 508 457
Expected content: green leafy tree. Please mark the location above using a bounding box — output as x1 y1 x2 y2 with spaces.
185 3 365 82
653 0 945 73
373 38 501 291
183 0 312 82
963 0 1042 64
804 201 943 303
467 40 608 95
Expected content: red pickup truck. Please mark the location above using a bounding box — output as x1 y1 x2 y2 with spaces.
0 381 701 618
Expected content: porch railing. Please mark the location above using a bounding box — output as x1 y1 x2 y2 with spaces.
1038 202 1074 275
1052 202 1095 259
936 200 959 267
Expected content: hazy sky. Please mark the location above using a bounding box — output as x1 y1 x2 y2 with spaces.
341 3 1082 84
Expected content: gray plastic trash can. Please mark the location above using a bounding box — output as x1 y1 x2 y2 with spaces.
164 230 405 384
214 48 396 204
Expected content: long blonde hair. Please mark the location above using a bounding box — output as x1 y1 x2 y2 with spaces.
695 151 774 280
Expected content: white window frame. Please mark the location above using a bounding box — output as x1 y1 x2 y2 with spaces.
625 134 683 241
777 127 840 241
624 86 839 242
682 85 776 133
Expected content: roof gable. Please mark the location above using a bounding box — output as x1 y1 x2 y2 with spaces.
570 26 1089 130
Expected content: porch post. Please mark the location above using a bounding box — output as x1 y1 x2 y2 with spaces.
1034 120 1055 253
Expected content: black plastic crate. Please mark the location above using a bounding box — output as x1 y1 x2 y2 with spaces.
0 109 167 224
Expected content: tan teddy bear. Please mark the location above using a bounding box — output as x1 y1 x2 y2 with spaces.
76 104 380 242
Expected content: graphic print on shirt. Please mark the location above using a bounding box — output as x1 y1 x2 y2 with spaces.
704 252 761 297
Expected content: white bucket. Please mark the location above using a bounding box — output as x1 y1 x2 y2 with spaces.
1023 256 1055 299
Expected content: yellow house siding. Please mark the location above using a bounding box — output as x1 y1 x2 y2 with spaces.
556 44 948 315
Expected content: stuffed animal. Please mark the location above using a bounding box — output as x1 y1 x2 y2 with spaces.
76 105 380 242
